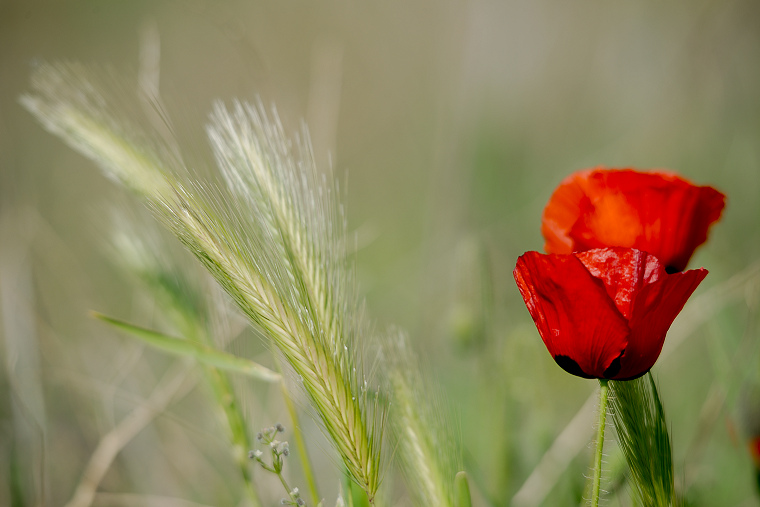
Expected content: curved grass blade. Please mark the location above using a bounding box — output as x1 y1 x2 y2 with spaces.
93 312 281 383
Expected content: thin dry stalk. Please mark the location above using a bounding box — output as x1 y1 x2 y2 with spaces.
64 362 195 507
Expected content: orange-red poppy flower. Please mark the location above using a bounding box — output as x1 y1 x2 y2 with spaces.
513 247 707 380
542 168 725 273
750 437 760 469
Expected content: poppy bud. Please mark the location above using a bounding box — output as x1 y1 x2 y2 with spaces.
513 247 707 380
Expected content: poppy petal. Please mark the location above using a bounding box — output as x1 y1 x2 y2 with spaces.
575 248 660 321
645 184 725 272
514 251 630 378
568 172 644 251
541 171 589 255
542 168 725 271
615 266 708 379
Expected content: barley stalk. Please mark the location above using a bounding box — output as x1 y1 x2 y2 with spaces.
22 62 385 499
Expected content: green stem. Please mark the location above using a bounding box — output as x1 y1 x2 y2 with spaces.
203 366 261 507
591 379 609 507
454 471 473 507
276 464 294 500
191 326 262 507
273 355 321 505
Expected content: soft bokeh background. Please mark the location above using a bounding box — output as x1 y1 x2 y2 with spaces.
2 0 760 505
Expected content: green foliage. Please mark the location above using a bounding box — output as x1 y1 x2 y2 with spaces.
591 380 610 507
93 312 281 383
609 373 675 507
345 478 372 507
101 222 270 506
22 62 385 500
14 19 760 503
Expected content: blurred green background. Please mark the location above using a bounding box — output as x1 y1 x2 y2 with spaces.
2 0 760 505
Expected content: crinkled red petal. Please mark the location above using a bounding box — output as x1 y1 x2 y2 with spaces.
617 266 708 379
513 251 629 379
542 168 725 271
575 248 660 321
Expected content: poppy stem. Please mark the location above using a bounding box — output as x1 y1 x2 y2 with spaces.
591 379 609 507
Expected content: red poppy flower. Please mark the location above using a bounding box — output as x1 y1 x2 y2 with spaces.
750 438 760 468
513 247 707 380
542 168 725 273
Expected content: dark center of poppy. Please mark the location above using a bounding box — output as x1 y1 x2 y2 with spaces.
602 351 624 379
665 266 679 274
554 355 594 379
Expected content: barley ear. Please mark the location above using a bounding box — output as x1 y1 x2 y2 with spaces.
608 373 675 507
22 62 385 499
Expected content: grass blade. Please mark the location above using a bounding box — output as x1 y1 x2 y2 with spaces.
93 312 280 383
